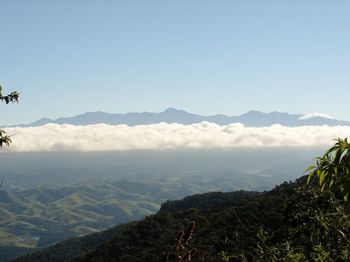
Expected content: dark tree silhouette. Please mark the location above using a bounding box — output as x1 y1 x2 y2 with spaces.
0 84 20 148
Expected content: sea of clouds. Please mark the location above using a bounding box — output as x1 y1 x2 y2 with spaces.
3 122 350 152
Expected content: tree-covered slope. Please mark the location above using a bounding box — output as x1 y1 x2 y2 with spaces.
70 181 298 262
11 175 348 262
71 177 348 261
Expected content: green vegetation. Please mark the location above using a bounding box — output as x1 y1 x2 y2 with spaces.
0 163 295 261
1 175 257 260
3 177 315 261
6 139 350 261
307 137 350 202
72 176 348 262
0 84 19 148
0 179 192 250
9 176 349 261
256 138 350 261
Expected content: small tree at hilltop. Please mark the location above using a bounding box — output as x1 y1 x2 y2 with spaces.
0 84 19 148
307 137 350 202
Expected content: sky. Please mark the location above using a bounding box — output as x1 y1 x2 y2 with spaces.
1 1 350 125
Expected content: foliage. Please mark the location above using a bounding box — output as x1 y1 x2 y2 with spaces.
307 138 350 202
257 185 350 261
0 85 19 104
256 231 306 262
0 84 19 148
159 221 197 262
6 224 128 262
9 176 349 262
16 180 297 261
0 129 11 148
217 251 235 262
256 138 350 261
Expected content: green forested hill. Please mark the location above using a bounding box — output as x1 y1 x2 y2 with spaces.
71 182 296 262
10 175 348 262
0 174 270 261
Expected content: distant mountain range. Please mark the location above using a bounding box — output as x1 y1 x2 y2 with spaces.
16 108 350 127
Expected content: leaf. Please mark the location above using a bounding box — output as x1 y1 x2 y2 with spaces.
307 137 350 202
305 166 316 172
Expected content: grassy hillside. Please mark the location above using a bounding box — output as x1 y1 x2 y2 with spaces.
0 178 208 251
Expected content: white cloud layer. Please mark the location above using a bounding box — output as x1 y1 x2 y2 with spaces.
2 122 350 152
299 112 334 120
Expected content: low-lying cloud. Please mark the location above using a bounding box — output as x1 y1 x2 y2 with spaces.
3 122 350 152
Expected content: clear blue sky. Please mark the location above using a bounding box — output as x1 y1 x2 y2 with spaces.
1 1 350 125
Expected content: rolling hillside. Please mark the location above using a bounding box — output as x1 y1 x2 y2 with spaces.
0 169 286 261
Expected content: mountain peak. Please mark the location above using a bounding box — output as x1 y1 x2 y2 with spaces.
242 110 264 116
163 107 185 113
